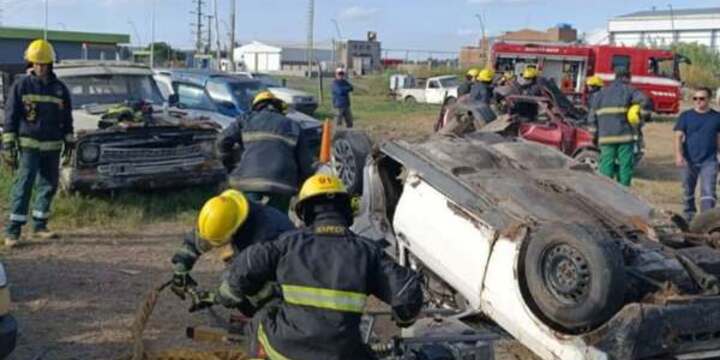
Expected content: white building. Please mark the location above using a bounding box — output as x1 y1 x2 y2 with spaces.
608 7 720 51
233 41 333 73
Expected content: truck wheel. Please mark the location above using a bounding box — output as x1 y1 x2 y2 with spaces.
690 208 720 236
332 130 372 195
573 149 599 171
404 96 416 104
522 223 625 333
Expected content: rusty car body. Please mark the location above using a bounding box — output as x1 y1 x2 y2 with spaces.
353 131 720 359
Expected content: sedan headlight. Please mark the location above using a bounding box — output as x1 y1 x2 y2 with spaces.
0 262 7 288
79 143 101 164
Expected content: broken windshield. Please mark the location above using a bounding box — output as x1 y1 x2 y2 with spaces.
62 74 165 108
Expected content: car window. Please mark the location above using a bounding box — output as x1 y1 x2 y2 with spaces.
438 77 459 88
612 55 631 73
155 79 172 99
61 74 165 108
206 80 234 103
429 81 440 89
176 83 215 111
228 81 264 112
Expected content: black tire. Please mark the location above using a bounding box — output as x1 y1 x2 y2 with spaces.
690 208 720 235
522 223 625 333
404 96 416 104
332 130 372 195
573 149 599 171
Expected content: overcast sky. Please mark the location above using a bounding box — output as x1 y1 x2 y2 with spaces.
1 0 717 54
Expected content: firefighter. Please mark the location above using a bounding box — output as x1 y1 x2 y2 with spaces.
518 66 544 96
169 189 294 299
458 68 479 97
588 68 650 186
470 68 495 105
1 39 73 247
218 91 315 213
190 174 424 360
586 75 604 97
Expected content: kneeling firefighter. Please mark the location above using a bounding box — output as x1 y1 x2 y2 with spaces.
191 174 424 360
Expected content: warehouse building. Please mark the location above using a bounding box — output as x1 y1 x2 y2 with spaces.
608 7 720 51
233 41 332 74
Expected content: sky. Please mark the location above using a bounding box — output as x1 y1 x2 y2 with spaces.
1 0 718 56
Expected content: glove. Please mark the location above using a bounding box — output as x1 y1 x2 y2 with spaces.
1 143 17 171
189 290 216 313
170 272 197 300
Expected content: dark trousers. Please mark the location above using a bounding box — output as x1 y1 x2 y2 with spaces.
5 149 61 237
334 107 353 128
682 161 718 220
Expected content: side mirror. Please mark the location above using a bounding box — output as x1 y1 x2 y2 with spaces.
168 94 179 105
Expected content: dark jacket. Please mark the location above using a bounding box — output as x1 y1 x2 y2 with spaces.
470 82 493 105
218 108 316 195
457 80 473 97
332 79 353 109
588 80 649 145
3 71 73 150
218 214 424 360
171 200 294 274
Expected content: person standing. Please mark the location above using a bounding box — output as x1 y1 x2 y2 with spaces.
458 68 479 97
2 39 73 247
332 67 354 128
673 88 720 221
470 68 495 106
588 68 649 186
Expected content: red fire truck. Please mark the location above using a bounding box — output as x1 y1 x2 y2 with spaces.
492 42 689 114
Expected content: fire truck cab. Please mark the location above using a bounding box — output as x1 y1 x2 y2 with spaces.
492 42 688 114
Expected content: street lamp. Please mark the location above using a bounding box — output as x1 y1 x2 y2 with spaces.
668 4 676 45
150 0 156 68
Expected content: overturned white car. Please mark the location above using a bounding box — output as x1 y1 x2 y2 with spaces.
353 132 720 360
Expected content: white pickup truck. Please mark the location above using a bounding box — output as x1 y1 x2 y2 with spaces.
392 75 459 105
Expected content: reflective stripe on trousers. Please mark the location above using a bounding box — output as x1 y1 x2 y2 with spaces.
281 284 367 313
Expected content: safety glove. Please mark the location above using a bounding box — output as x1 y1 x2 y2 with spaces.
170 272 197 300
189 290 216 313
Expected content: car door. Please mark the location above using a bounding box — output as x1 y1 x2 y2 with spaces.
425 80 445 104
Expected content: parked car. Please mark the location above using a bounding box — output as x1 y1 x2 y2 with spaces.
232 71 318 115
0 261 17 358
353 131 720 359
156 68 371 194
0 61 227 192
392 75 459 105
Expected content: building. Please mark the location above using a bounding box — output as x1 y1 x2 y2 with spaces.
608 7 720 51
335 32 382 75
0 26 130 71
233 41 332 74
497 24 578 43
459 38 492 67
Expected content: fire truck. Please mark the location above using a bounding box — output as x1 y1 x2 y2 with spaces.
492 42 689 114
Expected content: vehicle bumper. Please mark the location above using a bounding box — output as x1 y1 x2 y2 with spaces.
0 315 18 358
63 161 227 191
587 297 720 359
292 103 318 115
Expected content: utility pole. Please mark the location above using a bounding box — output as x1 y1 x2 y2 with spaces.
331 18 342 68
44 0 49 40
213 0 221 70
306 0 315 77
205 14 214 54
668 4 676 45
475 12 489 66
190 0 205 52
150 0 156 68
229 0 236 71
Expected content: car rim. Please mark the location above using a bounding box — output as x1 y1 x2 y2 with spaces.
578 155 598 171
332 139 356 188
541 244 591 305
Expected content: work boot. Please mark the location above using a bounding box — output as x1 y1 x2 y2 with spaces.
32 228 59 240
3 236 19 249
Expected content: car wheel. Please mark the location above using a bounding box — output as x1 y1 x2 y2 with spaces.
573 149 599 171
332 130 372 195
690 208 720 240
522 223 625 333
404 96 416 104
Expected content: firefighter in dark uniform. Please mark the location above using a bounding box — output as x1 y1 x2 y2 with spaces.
470 68 496 105
191 174 424 360
2 39 73 247
168 189 294 299
518 66 544 97
588 68 649 186
458 68 479 97
218 91 315 213
586 75 604 98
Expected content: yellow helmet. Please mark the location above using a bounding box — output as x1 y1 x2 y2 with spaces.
197 189 250 247
522 66 539 79
295 174 348 215
477 68 495 82
252 90 286 111
627 104 642 127
586 75 604 88
25 39 56 64
466 68 480 78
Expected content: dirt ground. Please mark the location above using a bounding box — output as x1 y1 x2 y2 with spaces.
1 119 681 360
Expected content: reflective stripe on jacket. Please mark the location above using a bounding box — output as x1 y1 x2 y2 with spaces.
220 218 424 360
588 80 649 145
4 72 73 149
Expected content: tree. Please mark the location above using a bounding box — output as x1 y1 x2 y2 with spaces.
147 42 183 67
